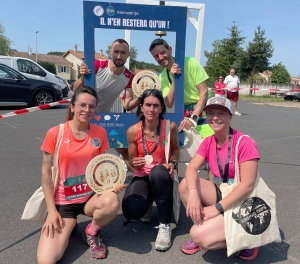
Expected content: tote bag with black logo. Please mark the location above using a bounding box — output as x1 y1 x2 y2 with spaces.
220 135 281 257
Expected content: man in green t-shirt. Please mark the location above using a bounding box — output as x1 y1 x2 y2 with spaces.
149 38 214 139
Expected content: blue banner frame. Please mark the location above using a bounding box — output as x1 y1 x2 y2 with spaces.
83 1 186 148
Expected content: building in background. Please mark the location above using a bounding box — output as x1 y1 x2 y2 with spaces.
62 44 107 80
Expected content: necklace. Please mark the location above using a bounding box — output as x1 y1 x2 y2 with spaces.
70 124 90 136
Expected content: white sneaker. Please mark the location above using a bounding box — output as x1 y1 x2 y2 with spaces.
234 111 242 116
140 203 152 222
155 223 171 251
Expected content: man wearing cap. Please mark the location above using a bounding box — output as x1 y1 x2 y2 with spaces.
73 38 140 172
149 38 214 139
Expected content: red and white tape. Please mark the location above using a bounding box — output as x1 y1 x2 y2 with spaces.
0 99 71 119
211 87 300 92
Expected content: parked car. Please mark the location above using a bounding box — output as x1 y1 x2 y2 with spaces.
283 91 300 101
55 75 69 97
0 56 61 86
269 91 284 98
0 63 62 106
294 93 300 102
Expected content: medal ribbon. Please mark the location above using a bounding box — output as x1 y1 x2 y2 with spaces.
216 127 233 183
142 120 161 156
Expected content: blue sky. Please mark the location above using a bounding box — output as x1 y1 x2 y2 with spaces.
1 0 299 76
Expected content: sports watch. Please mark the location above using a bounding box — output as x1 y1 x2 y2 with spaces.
191 114 199 122
215 202 224 212
169 160 178 170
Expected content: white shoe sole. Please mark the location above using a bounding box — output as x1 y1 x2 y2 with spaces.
155 243 171 251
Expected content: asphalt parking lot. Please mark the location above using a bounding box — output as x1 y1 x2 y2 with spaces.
0 99 299 264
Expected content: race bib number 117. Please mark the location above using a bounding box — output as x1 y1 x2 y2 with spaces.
64 175 94 200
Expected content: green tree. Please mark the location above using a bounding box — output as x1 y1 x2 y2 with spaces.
47 51 64 56
204 40 228 82
38 61 57 75
204 22 246 83
134 61 163 72
271 62 291 83
239 26 273 94
223 22 246 70
0 23 13 55
246 73 269 84
105 45 138 71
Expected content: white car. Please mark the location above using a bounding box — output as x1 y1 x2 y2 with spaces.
55 75 69 97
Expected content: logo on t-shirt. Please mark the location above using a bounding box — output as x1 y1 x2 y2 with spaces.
91 138 101 148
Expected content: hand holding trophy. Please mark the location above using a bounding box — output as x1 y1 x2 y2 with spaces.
85 154 127 194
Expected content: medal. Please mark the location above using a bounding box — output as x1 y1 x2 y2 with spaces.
144 154 154 164
132 70 161 98
85 154 126 194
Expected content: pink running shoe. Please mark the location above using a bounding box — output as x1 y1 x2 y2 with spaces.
236 247 259 261
85 224 107 259
180 239 204 255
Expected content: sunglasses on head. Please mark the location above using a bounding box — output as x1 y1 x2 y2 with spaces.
142 89 162 96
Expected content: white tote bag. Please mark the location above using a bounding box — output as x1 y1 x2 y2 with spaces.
165 120 180 224
21 124 64 222
220 135 281 256
178 127 202 163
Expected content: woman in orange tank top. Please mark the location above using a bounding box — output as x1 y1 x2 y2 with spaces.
123 89 180 252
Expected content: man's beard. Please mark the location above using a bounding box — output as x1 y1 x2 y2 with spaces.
112 59 125 67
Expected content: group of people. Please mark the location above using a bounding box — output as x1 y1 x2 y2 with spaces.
36 38 260 263
214 68 242 116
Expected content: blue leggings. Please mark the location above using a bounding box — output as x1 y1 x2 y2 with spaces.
122 165 173 224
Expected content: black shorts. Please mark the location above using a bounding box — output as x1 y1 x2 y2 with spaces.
55 203 86 219
214 184 223 215
55 195 94 219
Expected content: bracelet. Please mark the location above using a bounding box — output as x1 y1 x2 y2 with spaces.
188 187 197 193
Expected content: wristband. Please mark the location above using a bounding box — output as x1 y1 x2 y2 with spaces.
188 187 197 193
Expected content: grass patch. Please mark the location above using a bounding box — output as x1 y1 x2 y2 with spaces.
239 95 286 102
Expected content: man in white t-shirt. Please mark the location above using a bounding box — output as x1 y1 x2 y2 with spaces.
73 39 139 112
224 68 241 115
73 39 140 172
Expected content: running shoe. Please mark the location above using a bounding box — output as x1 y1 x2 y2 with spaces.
84 223 107 259
155 223 171 251
180 239 204 255
235 247 259 260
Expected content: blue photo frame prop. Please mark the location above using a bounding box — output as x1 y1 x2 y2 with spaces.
83 1 186 148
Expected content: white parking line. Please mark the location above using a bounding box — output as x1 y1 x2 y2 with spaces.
4 122 16 128
35 137 44 141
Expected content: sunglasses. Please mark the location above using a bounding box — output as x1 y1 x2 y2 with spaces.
219 77 223 79
142 89 162 96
